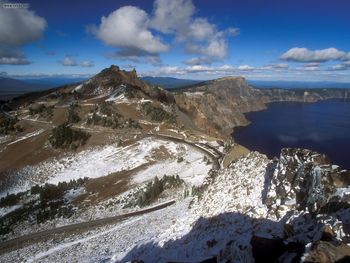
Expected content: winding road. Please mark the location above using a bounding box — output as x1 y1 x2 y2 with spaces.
0 119 222 255
0 200 175 255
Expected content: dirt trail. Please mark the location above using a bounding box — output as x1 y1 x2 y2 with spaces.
0 200 175 255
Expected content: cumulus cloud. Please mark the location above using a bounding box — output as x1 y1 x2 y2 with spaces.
80 60 94 67
147 64 253 76
0 7 47 46
151 0 237 63
183 57 213 65
0 47 30 65
186 38 228 61
281 47 350 63
91 0 238 64
60 56 77 66
238 64 254 71
0 4 46 65
151 0 195 34
93 6 168 56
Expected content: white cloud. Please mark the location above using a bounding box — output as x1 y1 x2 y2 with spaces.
80 60 94 67
92 0 238 64
187 18 216 41
185 37 229 62
144 62 350 82
0 7 46 46
150 0 237 63
0 56 30 65
149 64 237 76
0 48 30 65
329 61 350 71
151 0 195 34
94 6 168 55
259 63 289 70
0 5 46 65
183 57 213 65
238 64 254 71
281 47 350 62
61 56 77 66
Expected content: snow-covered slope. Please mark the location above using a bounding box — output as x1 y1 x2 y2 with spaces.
117 149 350 262
1 148 349 262
0 137 211 197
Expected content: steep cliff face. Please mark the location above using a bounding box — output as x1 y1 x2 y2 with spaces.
175 77 266 138
175 77 349 138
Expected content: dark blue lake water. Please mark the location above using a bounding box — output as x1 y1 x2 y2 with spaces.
233 99 350 170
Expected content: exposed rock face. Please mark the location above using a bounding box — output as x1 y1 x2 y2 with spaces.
175 77 266 138
265 148 350 218
304 241 350 262
175 77 349 138
163 148 350 262
73 65 174 103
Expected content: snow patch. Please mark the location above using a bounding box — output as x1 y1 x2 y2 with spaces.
0 204 23 217
7 129 45 146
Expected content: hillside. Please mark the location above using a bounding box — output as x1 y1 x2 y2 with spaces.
1 65 349 262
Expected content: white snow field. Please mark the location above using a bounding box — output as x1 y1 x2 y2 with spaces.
0 137 211 198
1 152 274 263
1 151 349 262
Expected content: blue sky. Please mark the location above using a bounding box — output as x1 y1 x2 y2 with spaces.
0 0 350 81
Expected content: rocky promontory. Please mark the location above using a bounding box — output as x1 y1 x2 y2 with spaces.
174 77 349 138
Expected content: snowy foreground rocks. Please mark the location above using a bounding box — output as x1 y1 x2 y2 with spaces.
1 148 349 262
119 149 350 262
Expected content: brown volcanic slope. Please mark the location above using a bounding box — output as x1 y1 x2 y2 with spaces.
5 66 349 140
174 76 349 138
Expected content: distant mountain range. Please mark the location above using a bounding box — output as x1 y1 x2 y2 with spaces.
2 74 350 101
18 77 89 87
0 76 89 100
0 77 48 92
248 80 350 89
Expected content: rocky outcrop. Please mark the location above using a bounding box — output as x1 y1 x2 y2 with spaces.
265 148 350 218
74 65 174 103
177 148 350 262
304 241 350 262
175 77 266 138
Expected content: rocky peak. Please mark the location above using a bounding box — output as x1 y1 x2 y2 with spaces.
92 64 144 88
73 65 174 103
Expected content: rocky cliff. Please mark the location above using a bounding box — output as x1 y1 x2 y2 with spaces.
174 77 349 138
